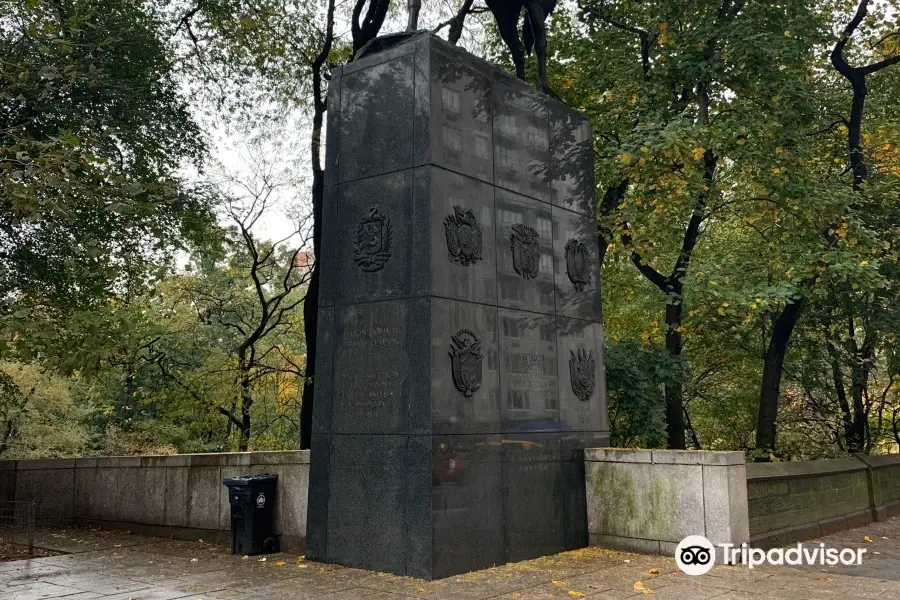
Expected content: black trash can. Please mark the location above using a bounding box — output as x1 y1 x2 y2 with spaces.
223 474 278 555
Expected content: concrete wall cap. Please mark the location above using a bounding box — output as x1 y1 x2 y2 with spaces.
746 456 867 481
249 451 310 465
584 448 653 463
650 450 745 466
854 453 900 469
16 458 76 470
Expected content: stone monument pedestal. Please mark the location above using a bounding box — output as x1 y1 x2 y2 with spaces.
307 32 609 579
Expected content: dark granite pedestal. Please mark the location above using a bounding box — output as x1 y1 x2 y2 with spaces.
307 31 609 580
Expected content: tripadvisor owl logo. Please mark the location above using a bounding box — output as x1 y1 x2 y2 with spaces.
675 535 868 574
675 535 716 575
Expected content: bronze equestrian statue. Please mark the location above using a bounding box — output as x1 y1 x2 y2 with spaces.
485 0 557 93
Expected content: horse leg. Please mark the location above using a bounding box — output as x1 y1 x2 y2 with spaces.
495 9 527 81
524 1 548 92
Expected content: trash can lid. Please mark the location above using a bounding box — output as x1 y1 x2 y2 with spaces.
223 474 278 486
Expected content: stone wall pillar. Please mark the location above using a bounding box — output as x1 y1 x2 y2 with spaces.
585 449 749 554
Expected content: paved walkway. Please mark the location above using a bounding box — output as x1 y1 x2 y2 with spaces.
2 518 900 600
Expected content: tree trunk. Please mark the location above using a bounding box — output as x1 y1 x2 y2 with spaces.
299 174 321 450
238 373 252 452
827 341 856 449
299 0 335 450
756 298 806 452
664 300 685 449
447 0 475 45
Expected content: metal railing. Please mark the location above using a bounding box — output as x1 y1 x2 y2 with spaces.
0 501 35 556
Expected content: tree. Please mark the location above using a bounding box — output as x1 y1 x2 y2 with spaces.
755 0 900 452
154 146 312 451
565 0 826 449
0 0 213 318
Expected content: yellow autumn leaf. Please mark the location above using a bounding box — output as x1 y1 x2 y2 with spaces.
634 581 646 590
274 561 286 567
417 588 426 593
692 147 706 160
568 592 585 598
772 167 782 174
649 568 660 575
860 260 869 266
865 536 872 542
619 153 633 164
784 30 792 37
241 555 249 560
736 138 746 145
511 594 522 599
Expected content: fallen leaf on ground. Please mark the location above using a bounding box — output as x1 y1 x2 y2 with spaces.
258 557 267 562
624 559 631 563
190 558 198 562
198 538 204 543
634 581 646 590
552 580 567 587
864 536 872 543
649 568 660 575
241 555 249 560
275 561 286 567
567 591 585 598
417 588 425 593
825 578 834 582
511 594 521 599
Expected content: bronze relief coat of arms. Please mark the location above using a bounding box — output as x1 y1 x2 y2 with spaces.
444 206 483 266
509 223 539 280
352 206 393 272
564 239 591 292
569 348 596 402
449 330 485 397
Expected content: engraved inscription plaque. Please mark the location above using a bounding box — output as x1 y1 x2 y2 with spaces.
569 348 596 402
449 329 484 397
353 207 393 272
444 206 483 266
510 224 539 281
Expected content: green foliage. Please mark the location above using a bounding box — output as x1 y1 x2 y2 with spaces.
605 340 674 448
0 0 214 315
0 362 90 458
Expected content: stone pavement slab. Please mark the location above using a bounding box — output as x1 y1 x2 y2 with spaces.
1 520 899 599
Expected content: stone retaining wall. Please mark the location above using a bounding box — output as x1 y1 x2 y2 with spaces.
747 453 900 548
584 448 749 554
0 451 310 552
586 450 900 555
